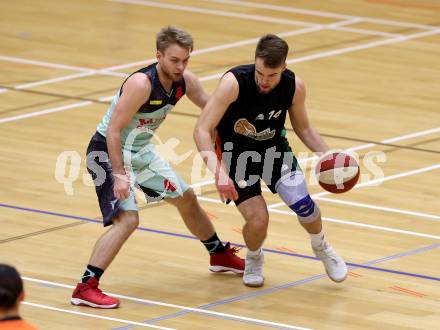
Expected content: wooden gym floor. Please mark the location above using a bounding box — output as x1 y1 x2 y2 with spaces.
0 0 439 329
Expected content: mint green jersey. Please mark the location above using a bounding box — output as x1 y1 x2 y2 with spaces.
96 63 186 153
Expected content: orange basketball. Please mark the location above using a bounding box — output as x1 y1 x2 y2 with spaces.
315 152 360 193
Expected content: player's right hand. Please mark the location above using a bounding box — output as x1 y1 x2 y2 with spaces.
113 174 130 200
215 171 238 203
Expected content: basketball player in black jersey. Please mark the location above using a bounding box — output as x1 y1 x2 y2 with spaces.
194 34 347 287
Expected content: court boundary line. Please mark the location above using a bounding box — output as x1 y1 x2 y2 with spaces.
14 71 127 90
2 201 439 280
0 55 95 72
117 243 439 329
0 23 437 124
2 200 440 279
112 0 319 27
0 101 93 124
0 27 313 91
23 302 175 330
0 85 437 154
260 189 440 221
21 278 311 330
314 197 440 221
0 119 437 237
2 0 439 94
115 0 439 30
286 28 440 65
1 1 436 328
197 196 440 240
267 164 440 208
0 20 401 93
21 243 439 329
0 221 86 244
203 0 440 29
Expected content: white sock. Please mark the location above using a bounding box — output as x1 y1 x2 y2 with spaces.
310 228 325 249
247 248 262 257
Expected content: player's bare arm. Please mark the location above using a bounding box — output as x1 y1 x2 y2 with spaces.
288 76 329 154
184 70 210 109
194 72 239 202
107 73 151 200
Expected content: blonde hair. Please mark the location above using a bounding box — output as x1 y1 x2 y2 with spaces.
156 26 194 53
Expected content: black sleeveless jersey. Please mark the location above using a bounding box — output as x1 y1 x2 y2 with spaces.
216 64 295 153
120 62 186 113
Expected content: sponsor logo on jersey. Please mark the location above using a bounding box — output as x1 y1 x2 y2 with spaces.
164 179 177 192
175 86 184 101
234 118 275 141
137 116 166 129
150 100 163 105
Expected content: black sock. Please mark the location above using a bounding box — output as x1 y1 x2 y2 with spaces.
201 233 226 255
81 264 104 283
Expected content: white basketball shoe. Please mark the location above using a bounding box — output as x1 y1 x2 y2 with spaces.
313 241 347 282
243 249 264 287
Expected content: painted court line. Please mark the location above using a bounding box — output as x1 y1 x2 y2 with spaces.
2 201 438 282
22 244 439 329
314 197 440 221
112 243 440 329
112 0 317 27
14 70 126 90
0 101 93 124
2 21 438 123
107 0 438 74
3 0 437 93
203 0 355 19
105 26 323 72
4 26 434 122
192 126 440 190
287 28 440 64
203 0 439 30
329 25 403 38
197 196 440 241
382 127 440 143
23 302 175 329
342 126 440 153
295 211 439 240
22 278 310 330
0 55 94 72
259 188 439 221
0 26 321 94
14 72 97 89
0 55 126 78
356 164 440 188
268 164 440 208
1 17 404 92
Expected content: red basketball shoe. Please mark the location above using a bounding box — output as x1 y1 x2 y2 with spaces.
209 243 244 274
71 277 120 308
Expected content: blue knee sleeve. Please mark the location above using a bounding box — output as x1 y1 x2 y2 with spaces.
289 195 320 223
290 195 315 217
275 171 321 223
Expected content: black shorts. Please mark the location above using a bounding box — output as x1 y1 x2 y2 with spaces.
86 132 167 226
86 132 121 226
218 137 299 206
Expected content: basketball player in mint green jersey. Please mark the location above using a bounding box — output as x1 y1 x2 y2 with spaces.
71 27 244 309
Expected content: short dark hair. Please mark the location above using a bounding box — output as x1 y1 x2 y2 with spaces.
0 264 23 309
156 26 194 53
255 34 289 68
